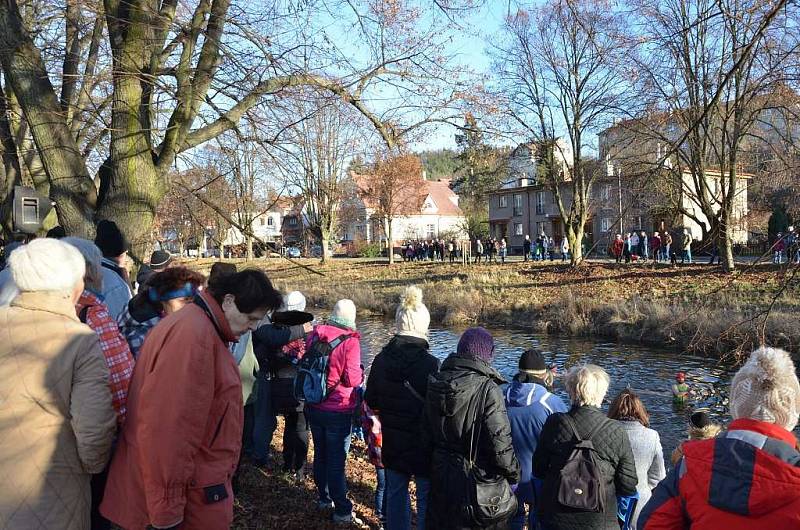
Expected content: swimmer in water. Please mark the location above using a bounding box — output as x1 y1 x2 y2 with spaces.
672 371 690 405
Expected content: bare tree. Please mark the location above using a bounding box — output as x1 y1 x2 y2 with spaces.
0 0 483 262
496 0 630 265
358 153 426 265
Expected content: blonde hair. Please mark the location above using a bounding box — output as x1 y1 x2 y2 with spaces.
565 364 610 408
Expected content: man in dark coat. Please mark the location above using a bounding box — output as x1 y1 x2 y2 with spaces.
523 235 532 262
366 286 439 530
422 327 520 530
534 364 638 530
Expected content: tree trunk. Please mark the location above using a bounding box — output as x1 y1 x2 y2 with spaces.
568 224 584 266
0 0 96 237
384 217 394 265
100 0 167 264
246 232 253 260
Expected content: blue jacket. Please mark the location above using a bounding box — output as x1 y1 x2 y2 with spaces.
504 377 568 503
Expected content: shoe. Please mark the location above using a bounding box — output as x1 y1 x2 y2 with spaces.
332 512 365 526
317 501 334 511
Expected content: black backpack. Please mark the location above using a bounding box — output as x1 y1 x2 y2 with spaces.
293 333 351 404
551 414 607 513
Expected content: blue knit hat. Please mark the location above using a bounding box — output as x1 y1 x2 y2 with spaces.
456 327 495 362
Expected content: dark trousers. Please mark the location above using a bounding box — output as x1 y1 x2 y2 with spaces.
282 408 310 471
91 465 111 530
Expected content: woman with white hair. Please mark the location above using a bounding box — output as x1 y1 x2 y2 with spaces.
533 364 638 530
0 239 117 530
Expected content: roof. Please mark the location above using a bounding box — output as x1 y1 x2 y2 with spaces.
352 171 463 217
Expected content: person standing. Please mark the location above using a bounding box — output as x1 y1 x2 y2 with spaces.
101 270 282 530
640 347 800 529
505 351 568 530
475 238 484 264
500 238 508 264
773 232 786 264
366 286 439 530
624 233 632 264
638 231 649 262
0 239 117 530
561 237 570 262
611 234 624 264
523 235 532 262
661 231 673 262
650 232 662 263
422 327 520 529
607 389 666 529
534 364 638 530
630 231 640 259
681 229 693 264
135 249 173 291
94 220 132 320
307 300 365 525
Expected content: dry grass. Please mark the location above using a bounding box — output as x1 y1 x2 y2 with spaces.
186 257 800 357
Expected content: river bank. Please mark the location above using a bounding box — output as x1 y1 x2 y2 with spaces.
189 258 800 359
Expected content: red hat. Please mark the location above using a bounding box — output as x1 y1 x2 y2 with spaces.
676 372 686 381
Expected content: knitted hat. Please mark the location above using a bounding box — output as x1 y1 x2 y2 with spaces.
395 285 430 340
149 250 172 270
282 291 307 312
94 220 127 257
730 347 800 432
456 327 495 362
690 411 710 429
8 239 85 292
329 299 356 330
519 349 547 376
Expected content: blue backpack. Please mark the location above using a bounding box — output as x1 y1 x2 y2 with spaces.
294 333 352 404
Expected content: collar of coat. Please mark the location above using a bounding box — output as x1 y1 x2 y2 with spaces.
11 290 79 320
442 355 507 384
194 290 237 343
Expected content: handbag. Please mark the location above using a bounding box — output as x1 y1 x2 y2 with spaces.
461 380 518 527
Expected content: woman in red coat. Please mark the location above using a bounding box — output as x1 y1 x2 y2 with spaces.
101 270 281 530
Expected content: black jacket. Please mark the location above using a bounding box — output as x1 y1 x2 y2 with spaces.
422 356 520 530
365 334 439 476
533 405 638 530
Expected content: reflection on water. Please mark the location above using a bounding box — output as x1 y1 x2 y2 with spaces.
351 316 735 458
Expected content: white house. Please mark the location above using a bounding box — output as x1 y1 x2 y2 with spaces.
341 172 467 245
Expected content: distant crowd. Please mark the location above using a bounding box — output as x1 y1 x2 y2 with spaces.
1 221 799 530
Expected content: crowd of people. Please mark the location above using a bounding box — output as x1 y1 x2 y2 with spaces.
1 221 800 530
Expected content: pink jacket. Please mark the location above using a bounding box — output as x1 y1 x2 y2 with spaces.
307 323 363 413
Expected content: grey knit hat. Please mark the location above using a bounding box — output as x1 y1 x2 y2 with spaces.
730 347 800 431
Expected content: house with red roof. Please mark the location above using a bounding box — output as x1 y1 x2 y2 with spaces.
341 170 467 246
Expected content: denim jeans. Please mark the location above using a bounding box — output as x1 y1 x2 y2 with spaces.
682 249 692 263
309 408 353 517
252 373 277 463
385 469 430 530
376 467 386 522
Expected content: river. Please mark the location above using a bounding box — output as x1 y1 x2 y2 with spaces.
348 315 738 460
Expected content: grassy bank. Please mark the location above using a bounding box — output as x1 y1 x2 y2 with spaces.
191 258 800 359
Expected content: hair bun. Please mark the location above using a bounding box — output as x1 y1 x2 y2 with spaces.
400 285 423 310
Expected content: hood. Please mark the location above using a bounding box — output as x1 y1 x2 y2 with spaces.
313 322 361 342
505 380 549 408
381 335 430 379
427 356 505 418
684 420 800 516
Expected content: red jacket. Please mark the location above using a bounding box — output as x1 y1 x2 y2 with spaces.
101 291 243 529
639 419 800 530
612 239 624 257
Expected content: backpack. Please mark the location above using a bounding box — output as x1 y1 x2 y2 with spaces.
550 413 607 513
293 332 351 404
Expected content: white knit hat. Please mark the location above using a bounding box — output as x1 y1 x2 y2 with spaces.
8 239 86 293
730 347 800 432
330 299 356 330
396 285 430 340
282 291 306 311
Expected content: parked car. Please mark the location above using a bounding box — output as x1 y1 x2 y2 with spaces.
286 246 301 258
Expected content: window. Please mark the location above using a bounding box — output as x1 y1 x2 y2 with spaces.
499 195 508 208
259 218 265 226
601 185 612 201
551 191 557 204
513 194 523 217
536 221 545 236
288 217 298 226
426 224 435 238
514 222 523 236
536 192 545 215
267 217 274 226
601 218 612 232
